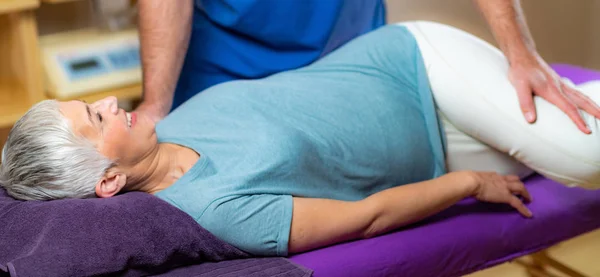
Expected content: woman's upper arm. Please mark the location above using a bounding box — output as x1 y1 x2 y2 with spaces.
200 194 293 256
289 197 377 254
200 194 378 256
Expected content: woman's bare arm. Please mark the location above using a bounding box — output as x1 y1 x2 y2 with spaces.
289 171 531 254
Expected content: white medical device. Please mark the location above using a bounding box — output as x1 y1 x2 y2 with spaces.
40 28 141 99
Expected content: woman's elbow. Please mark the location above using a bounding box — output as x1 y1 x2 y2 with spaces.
359 198 388 239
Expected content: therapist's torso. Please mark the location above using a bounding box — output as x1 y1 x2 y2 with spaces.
173 0 386 109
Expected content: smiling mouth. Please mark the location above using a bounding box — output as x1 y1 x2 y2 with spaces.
126 112 132 128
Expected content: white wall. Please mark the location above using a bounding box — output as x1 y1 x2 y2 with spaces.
385 0 597 69
588 0 600 69
35 0 599 69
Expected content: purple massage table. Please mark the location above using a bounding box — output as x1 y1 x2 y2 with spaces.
139 64 600 277
286 64 600 277
290 175 600 277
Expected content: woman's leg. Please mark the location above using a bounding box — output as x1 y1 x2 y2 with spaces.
401 21 600 189
440 115 535 179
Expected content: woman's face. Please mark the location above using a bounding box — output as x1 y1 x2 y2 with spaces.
59 96 157 167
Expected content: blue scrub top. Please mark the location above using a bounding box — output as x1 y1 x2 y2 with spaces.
172 0 386 110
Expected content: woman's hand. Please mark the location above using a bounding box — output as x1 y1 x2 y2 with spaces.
464 171 533 218
288 170 532 253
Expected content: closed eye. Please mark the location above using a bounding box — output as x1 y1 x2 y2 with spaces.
97 112 103 122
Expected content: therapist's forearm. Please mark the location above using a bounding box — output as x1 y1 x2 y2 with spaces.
473 0 537 63
138 0 193 118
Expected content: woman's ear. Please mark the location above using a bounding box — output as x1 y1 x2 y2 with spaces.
95 169 127 198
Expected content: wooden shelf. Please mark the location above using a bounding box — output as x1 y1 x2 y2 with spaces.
0 0 142 129
0 0 39 14
0 101 32 128
40 0 82 4
0 85 35 128
0 127 9 151
0 9 43 128
57 83 142 103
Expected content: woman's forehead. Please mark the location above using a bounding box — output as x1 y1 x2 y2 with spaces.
58 101 84 122
58 101 96 138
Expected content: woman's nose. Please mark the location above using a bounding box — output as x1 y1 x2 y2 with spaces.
92 96 119 114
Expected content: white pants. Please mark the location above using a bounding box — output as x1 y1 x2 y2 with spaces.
401 21 600 190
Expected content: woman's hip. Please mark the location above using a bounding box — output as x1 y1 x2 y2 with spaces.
399 20 600 189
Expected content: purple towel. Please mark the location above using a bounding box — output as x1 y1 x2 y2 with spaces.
0 187 312 277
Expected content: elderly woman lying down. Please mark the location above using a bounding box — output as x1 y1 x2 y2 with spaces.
2 21 600 256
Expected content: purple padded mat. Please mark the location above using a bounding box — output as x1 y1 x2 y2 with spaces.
290 175 600 277
149 65 600 277
287 64 600 277
552 63 600 85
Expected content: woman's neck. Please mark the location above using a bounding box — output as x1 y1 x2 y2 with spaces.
125 143 199 194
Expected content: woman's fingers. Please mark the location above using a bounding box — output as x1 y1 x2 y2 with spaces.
508 195 533 218
504 175 520 182
505 178 533 217
507 181 532 203
472 172 533 218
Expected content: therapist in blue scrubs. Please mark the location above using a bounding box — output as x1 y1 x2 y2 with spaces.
132 0 598 135
135 0 385 120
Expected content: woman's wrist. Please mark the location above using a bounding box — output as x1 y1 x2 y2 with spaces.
445 171 480 198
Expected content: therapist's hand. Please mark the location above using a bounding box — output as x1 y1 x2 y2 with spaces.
134 101 167 124
508 53 600 134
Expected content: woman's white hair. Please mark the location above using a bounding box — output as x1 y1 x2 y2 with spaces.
0 100 113 200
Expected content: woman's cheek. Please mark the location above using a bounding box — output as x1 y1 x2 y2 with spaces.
104 125 127 152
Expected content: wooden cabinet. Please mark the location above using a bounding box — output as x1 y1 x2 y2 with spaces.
0 0 44 128
0 0 141 149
